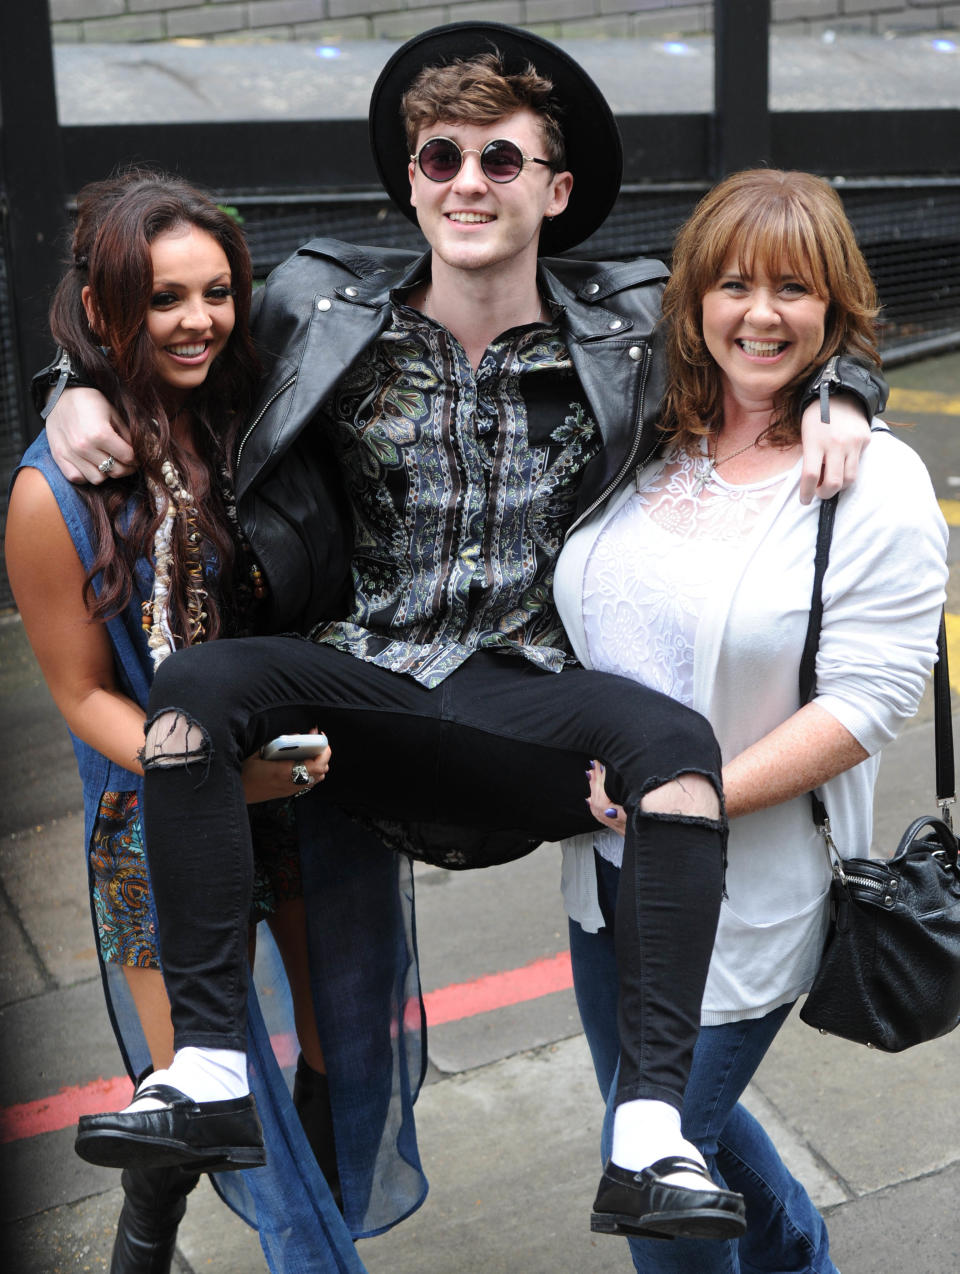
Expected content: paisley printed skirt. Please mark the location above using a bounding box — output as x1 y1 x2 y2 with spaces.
89 791 302 967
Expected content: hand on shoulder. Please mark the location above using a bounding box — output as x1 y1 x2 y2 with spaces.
46 387 135 485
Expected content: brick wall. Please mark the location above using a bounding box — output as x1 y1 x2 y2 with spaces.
50 1 960 44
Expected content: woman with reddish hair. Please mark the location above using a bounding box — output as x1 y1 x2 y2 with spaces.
556 169 947 1273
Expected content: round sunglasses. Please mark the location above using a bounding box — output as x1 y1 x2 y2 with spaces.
410 136 555 185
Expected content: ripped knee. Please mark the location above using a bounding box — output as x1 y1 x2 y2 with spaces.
640 772 720 821
140 709 210 771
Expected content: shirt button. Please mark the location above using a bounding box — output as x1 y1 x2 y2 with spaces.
609 319 623 331
584 282 600 295
317 298 332 312
344 286 359 297
628 345 643 360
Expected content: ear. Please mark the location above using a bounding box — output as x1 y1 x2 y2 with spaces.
545 170 574 219
408 159 418 210
81 285 100 336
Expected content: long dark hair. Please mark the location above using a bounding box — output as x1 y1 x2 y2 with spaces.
49 168 261 642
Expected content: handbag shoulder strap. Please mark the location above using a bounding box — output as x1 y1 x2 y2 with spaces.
799 496 955 831
798 495 838 714
934 613 955 813
799 496 838 829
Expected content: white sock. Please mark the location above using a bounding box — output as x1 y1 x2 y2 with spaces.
611 1099 713 1190
122 1047 249 1112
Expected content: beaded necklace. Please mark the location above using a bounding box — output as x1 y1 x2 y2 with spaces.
142 458 207 668
141 446 266 667
219 463 267 614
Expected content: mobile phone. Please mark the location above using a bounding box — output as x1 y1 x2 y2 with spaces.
259 733 329 761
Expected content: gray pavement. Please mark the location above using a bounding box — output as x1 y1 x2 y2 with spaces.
2 353 959 1272
52 32 960 125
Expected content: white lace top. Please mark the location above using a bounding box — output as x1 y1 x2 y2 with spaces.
583 443 788 868
554 425 947 1021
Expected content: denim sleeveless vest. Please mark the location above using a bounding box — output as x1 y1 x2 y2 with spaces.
15 432 153 850
11 431 427 1271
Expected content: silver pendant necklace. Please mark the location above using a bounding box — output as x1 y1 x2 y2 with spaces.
693 432 766 495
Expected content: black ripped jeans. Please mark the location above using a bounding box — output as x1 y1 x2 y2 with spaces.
142 641 725 1111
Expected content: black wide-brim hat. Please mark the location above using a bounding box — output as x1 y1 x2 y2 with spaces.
368 21 623 256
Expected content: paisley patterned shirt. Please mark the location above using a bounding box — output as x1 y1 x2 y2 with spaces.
312 303 602 688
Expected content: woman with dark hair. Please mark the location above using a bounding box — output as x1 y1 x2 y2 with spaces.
555 169 948 1272
6 170 423 1273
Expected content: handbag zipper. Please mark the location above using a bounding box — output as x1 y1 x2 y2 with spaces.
837 871 885 892
833 863 898 908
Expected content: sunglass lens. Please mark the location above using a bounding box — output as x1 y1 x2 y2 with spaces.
418 139 462 181
482 140 524 182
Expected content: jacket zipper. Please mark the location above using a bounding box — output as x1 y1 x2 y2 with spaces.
566 343 652 538
813 354 841 422
235 375 296 470
811 354 841 393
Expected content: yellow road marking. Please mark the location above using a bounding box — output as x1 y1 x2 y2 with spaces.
947 612 960 698
887 387 960 416
940 499 960 526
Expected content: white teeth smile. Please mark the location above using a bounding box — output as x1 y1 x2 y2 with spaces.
447 212 494 223
167 343 207 356
738 340 786 356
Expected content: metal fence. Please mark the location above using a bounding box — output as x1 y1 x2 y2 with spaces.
224 179 960 353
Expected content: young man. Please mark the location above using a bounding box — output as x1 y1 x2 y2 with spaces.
45 23 883 1241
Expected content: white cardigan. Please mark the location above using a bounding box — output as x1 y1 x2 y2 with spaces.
554 426 948 1023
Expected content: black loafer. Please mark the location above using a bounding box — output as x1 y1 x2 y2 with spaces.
591 1156 747 1241
75 1083 266 1173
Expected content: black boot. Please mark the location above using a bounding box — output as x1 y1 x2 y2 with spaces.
109 1163 200 1274
292 1054 343 1210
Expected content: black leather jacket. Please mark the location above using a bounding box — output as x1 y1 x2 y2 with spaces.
234 238 685 631
235 237 886 634
32 237 881 634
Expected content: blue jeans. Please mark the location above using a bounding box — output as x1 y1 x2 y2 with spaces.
570 851 838 1274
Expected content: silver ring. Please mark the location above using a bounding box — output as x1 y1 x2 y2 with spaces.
291 763 311 787
97 455 116 476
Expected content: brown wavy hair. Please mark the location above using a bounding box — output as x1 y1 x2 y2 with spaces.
48 168 260 642
659 168 880 450
401 51 565 169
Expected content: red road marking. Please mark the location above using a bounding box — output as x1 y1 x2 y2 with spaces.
0 951 573 1146
424 950 572 1025
0 1074 133 1146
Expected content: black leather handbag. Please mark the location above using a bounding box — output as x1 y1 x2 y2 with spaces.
796 496 960 1052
